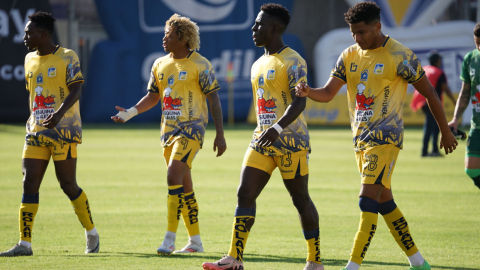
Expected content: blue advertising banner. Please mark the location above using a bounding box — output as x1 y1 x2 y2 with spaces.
83 0 307 123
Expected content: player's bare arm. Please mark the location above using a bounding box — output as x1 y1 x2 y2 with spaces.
258 89 306 148
206 91 226 157
412 75 458 154
448 82 471 131
295 77 344 102
111 92 161 123
42 82 82 129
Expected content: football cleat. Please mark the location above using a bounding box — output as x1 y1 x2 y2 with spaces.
0 243 33 257
173 242 204 253
157 242 175 255
409 260 431 270
304 261 324 270
203 255 244 270
85 233 100 254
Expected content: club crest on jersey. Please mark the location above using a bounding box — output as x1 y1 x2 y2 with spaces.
267 69 275 80
47 67 56 77
179 71 187 81
355 83 374 122
162 87 182 120
259 74 265 86
168 75 174 86
32 85 56 121
256 88 277 125
374 64 384 74
36 73 43 84
360 69 368 81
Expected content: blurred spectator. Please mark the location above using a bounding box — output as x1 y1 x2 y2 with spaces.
411 50 456 157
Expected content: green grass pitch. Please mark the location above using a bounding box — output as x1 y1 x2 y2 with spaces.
0 124 478 270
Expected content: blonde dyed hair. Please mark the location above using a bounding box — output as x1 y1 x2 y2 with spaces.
165 13 200 51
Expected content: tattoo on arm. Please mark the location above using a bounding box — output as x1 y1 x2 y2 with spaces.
454 83 471 119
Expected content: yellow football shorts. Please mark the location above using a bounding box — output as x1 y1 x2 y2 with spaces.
355 144 400 189
163 138 200 169
22 142 78 161
242 147 309 180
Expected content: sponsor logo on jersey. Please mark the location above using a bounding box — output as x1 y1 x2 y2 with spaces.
47 67 56 77
159 73 164 80
267 69 275 80
350 63 358 72
256 88 277 125
292 65 299 82
28 71 32 78
470 67 475 77
374 64 384 74
403 60 417 75
32 85 56 121
472 85 480 112
36 73 43 84
355 83 375 122
360 69 368 81
179 71 187 81
163 87 182 120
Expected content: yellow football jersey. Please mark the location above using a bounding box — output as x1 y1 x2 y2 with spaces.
147 51 220 148
24 46 84 145
250 46 310 156
331 36 424 151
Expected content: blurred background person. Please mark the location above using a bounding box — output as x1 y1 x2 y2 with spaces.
411 50 456 157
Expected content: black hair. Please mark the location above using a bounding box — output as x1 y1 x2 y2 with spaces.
260 3 290 28
344 1 381 25
474 22 480 38
28 11 55 35
427 50 442 66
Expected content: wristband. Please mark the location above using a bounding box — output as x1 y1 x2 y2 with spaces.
272 123 283 134
116 107 138 122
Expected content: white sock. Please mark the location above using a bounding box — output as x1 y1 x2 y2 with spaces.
345 261 360 270
163 231 176 245
19 240 31 248
189 234 202 245
86 227 98 236
408 251 424 266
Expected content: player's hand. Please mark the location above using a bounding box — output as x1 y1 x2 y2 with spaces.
295 83 310 97
257 128 280 148
111 106 138 123
447 118 458 132
42 112 62 129
213 134 226 157
439 130 458 155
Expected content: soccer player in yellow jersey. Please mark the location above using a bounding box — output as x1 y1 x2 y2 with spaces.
295 2 458 270
203 4 323 270
0 11 99 257
111 14 226 255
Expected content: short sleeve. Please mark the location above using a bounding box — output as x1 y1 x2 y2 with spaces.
65 51 84 86
147 63 160 93
198 60 220 95
460 52 471 83
330 53 347 83
287 57 307 91
395 50 425 84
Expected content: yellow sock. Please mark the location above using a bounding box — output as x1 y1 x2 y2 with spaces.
181 191 200 236
304 229 321 264
350 197 379 265
381 204 418 256
227 208 255 262
167 185 184 233
70 189 95 231
19 194 39 242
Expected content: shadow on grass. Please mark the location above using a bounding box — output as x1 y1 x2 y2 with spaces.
38 252 477 269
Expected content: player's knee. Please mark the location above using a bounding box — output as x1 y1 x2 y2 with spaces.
59 180 79 198
22 175 41 193
359 197 379 213
378 199 397 215
290 193 310 210
465 168 480 189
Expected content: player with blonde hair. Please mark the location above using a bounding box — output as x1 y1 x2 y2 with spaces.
112 14 226 255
